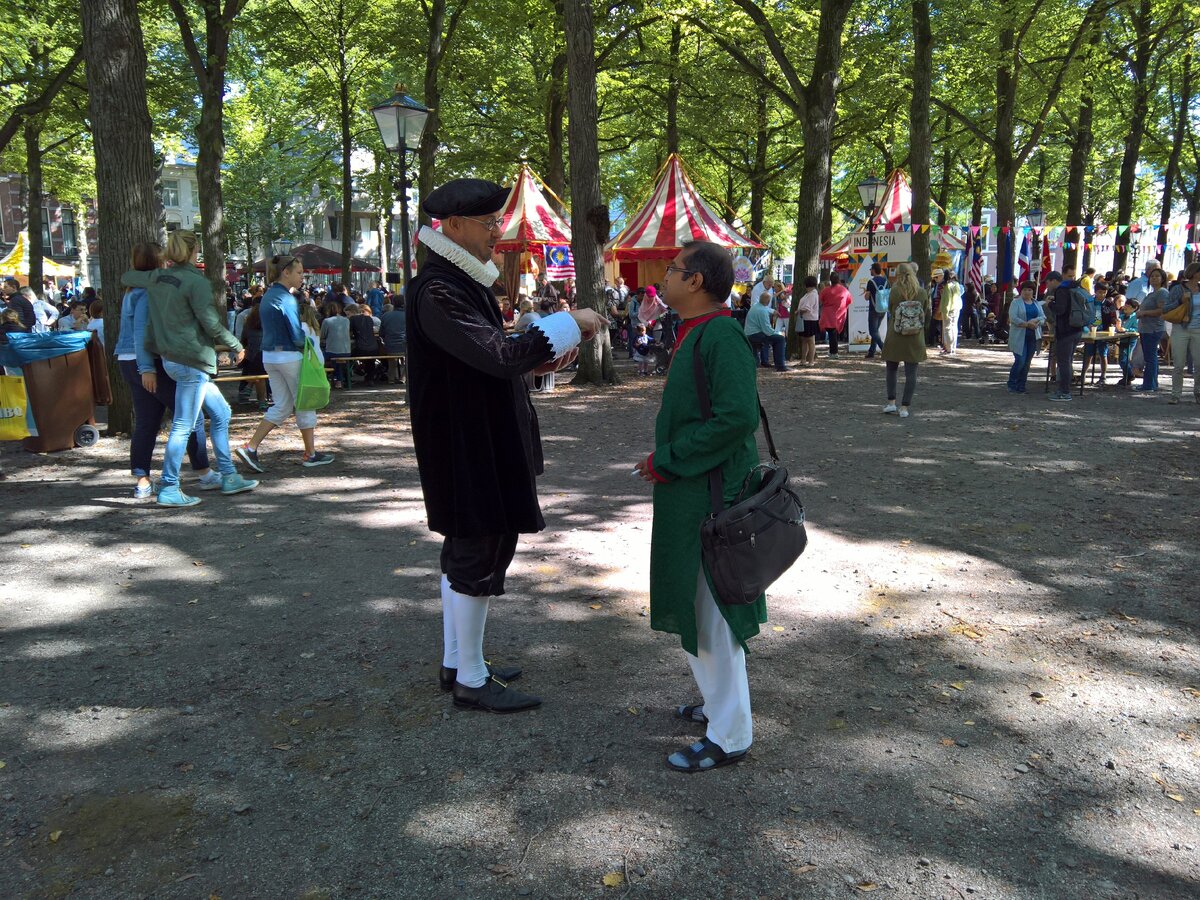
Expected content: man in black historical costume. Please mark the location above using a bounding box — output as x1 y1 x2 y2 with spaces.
407 178 606 713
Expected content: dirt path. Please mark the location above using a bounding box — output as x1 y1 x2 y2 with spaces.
2 347 1198 899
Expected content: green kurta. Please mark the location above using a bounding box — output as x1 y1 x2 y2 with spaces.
649 314 768 656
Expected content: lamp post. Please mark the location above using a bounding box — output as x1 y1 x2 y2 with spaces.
1026 207 1044 294
271 237 293 256
857 174 888 261
370 85 431 290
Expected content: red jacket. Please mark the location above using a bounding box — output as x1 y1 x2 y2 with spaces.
818 285 852 331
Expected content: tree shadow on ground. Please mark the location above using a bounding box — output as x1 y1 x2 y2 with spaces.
1 352 1198 898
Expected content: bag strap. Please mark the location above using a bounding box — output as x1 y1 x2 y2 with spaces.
690 320 779 518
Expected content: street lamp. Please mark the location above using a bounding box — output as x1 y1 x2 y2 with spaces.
371 85 431 289
272 237 293 255
1026 207 1044 294
857 174 888 257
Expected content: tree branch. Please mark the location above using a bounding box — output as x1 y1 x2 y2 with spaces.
165 0 211 91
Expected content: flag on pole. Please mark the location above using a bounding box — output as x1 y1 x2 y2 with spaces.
544 245 575 279
968 233 984 293
1017 232 1032 284
1039 231 1052 295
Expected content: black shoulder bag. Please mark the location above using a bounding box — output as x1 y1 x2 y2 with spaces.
691 323 807 606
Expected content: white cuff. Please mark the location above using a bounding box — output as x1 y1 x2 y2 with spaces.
529 311 581 359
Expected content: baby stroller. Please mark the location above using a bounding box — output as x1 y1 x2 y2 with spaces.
980 313 1001 345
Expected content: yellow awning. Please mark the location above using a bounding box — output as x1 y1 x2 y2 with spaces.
0 232 77 279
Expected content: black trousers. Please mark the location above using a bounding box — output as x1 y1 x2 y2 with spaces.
441 532 519 597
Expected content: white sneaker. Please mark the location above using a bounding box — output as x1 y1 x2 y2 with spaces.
882 403 898 414
899 407 910 418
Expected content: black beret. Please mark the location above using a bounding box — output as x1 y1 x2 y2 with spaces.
421 178 509 219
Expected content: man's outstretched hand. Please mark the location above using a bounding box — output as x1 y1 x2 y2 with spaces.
569 309 609 342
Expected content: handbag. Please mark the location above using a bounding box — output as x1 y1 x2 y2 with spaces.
0 374 31 441
1162 293 1192 325
691 323 807 606
295 337 330 411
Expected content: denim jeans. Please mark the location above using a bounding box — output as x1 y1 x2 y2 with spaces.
118 359 209 477
1055 331 1080 394
160 360 234 487
866 309 884 356
1007 330 1037 392
1139 332 1162 390
1118 336 1136 380
749 333 786 369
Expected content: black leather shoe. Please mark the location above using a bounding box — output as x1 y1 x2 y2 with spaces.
452 677 541 713
438 662 523 691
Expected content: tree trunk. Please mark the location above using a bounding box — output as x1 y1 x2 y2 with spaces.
417 0 448 266
750 75 768 236
76 202 91 287
666 21 682 154
24 119 45 294
936 129 952 227
1063 34 1099 272
545 50 568 209
339 70 353 284
1159 46 1191 251
195 81 227 318
993 21 1017 299
909 0 932 283
81 0 158 436
1113 0 1152 275
564 0 616 386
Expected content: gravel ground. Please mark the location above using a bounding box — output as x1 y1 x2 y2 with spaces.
1 345 1198 900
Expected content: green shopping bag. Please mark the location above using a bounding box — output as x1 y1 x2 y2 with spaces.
295 338 330 411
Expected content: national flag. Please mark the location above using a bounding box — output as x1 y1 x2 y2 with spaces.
1038 231 1052 295
968 233 983 293
544 244 575 280
1017 232 1032 285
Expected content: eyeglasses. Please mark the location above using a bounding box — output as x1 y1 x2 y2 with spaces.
465 215 505 230
665 265 695 278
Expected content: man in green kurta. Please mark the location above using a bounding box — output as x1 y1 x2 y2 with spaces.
634 240 767 773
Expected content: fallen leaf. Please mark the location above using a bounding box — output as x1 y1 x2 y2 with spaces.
1166 793 1184 802
793 864 818 874
828 718 847 730
289 718 301 726
855 883 880 892
627 707 639 715
590 603 602 610
0 761 5 769
602 872 625 888
177 762 194 773
772 626 785 632
447 771 465 783
271 743 291 751
949 682 966 691
963 720 976 726
19 544 30 549
192 560 205 567
255 533 265 538
187 599 199 605
49 831 62 842
939 738 956 747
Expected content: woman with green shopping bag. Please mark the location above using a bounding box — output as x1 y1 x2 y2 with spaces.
236 254 335 472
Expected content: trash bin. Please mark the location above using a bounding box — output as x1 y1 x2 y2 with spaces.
0 331 109 453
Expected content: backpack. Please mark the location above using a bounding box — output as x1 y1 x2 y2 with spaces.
872 278 890 314
894 297 924 335
1057 285 1089 329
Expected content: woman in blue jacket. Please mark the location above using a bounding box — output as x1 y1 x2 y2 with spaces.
113 241 214 499
1006 280 1046 393
237 254 335 472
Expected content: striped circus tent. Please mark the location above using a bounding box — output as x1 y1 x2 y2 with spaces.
493 164 571 253
822 170 965 262
606 154 762 262
0 232 77 280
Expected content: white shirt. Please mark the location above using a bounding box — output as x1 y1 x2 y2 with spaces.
1126 275 1151 302
750 282 774 305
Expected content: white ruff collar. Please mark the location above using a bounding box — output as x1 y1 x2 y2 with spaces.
418 226 500 286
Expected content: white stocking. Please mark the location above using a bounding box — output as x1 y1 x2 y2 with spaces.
440 575 458 669
450 588 490 688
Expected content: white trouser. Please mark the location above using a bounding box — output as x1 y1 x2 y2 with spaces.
685 568 752 753
264 359 318 430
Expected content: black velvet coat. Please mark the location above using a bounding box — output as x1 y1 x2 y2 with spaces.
407 252 557 537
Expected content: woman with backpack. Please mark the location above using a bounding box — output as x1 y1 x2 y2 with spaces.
879 263 931 418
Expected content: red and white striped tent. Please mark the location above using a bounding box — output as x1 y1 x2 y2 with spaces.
821 170 965 263
494 164 572 253
605 154 761 287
